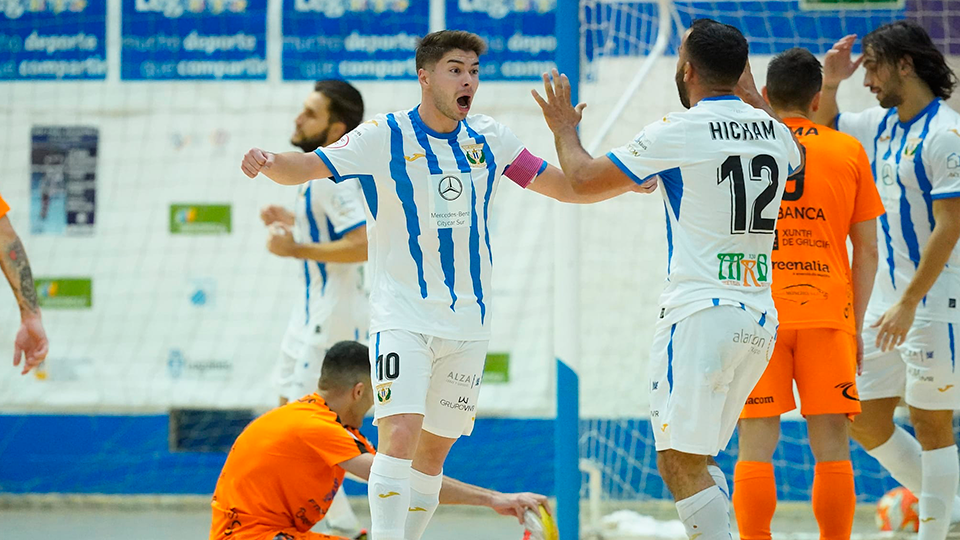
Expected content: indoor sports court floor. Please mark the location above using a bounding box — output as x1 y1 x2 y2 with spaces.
0 501 886 540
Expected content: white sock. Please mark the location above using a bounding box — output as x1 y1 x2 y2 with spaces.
405 468 443 540
368 453 413 540
324 487 361 534
675 485 732 540
919 446 960 540
868 426 960 523
707 464 730 503
867 426 924 494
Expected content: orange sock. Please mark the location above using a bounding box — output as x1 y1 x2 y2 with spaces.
812 460 855 540
733 461 776 540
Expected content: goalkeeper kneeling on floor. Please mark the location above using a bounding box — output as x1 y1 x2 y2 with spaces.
210 340 550 540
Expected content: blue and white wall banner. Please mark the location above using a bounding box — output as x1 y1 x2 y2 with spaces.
282 0 428 81
0 0 107 80
445 0 556 81
121 0 267 81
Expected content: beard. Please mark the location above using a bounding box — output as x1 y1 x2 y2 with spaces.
433 91 464 122
675 67 691 109
291 127 330 153
877 72 905 109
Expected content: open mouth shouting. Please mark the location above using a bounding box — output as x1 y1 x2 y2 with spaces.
456 94 472 113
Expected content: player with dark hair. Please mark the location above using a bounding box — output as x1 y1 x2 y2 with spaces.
242 30 639 540
209 341 549 540
533 19 802 539
258 79 370 537
0 190 48 375
815 21 960 540
733 47 884 540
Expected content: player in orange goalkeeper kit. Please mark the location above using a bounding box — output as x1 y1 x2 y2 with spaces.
733 48 884 540
210 341 550 540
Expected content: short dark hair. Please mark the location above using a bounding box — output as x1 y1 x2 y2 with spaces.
317 341 370 392
685 19 749 87
415 30 487 71
863 20 957 100
766 48 822 111
314 79 364 132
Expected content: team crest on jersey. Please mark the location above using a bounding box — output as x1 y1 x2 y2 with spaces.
903 137 923 156
376 382 392 404
717 252 769 287
462 144 486 168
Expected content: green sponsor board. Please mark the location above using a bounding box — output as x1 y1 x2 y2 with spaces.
35 278 92 309
483 353 510 383
800 0 903 9
169 204 231 235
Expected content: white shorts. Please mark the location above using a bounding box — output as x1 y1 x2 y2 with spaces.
371 330 488 439
276 310 369 402
858 317 960 410
649 305 775 456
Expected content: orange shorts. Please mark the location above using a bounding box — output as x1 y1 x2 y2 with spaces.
210 508 347 540
740 327 861 418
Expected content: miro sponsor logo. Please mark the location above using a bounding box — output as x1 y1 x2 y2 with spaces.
134 0 248 17
717 252 769 287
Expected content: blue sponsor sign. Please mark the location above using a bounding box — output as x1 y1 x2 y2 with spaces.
282 0 428 81
446 0 555 81
0 0 107 80
121 0 267 80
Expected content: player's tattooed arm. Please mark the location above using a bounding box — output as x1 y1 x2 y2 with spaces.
241 148 330 185
0 217 39 315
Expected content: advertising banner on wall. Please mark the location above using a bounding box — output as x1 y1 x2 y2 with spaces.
121 0 267 80
281 0 428 80
0 0 107 80
445 0 556 81
30 126 97 235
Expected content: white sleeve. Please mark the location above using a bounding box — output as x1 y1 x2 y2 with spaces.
314 115 389 183
496 121 547 189
923 129 960 200
315 180 367 234
835 107 891 156
606 117 683 185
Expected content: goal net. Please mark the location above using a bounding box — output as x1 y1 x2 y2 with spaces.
575 0 960 535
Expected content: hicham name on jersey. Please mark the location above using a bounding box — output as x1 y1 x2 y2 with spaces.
709 120 778 141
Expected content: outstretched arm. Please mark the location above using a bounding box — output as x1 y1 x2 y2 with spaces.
531 70 641 198
241 149 330 186
0 216 48 374
527 164 656 203
813 34 862 129
339 454 550 524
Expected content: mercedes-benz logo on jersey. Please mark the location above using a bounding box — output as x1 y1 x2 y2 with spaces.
439 176 463 201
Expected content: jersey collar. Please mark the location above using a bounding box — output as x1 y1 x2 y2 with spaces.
412 106 462 140
896 97 942 129
697 95 742 105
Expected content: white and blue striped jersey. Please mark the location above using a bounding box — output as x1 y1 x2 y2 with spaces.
315 107 544 340
281 178 368 355
838 99 960 321
607 96 802 329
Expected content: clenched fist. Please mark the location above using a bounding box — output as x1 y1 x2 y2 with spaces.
241 148 275 179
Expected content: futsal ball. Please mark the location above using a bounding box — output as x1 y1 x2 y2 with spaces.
876 487 920 532
522 505 558 540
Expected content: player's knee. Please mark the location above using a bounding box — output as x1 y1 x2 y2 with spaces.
376 414 423 458
807 414 850 462
909 409 955 451
849 405 896 450
736 417 780 463
657 450 704 482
